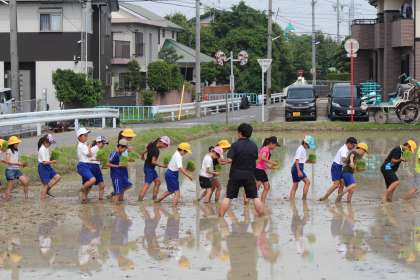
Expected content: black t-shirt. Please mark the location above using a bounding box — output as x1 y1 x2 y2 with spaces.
381 146 402 172
145 142 160 167
227 138 258 180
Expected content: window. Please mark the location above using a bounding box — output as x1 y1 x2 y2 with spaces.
114 40 130 58
172 31 175 39
135 32 144 57
158 29 161 44
39 9 62 32
118 73 131 92
162 29 166 38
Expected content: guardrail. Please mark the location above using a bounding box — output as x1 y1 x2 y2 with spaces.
207 93 258 104
100 98 242 122
0 108 119 136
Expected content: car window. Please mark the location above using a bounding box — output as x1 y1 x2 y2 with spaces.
287 88 313 99
333 86 358 98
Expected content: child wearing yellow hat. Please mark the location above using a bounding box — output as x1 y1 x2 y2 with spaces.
4 136 29 200
382 139 417 202
155 143 193 207
201 139 231 203
335 143 368 203
405 142 420 200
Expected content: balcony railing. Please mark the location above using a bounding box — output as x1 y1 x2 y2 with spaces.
392 18 414 47
352 19 377 25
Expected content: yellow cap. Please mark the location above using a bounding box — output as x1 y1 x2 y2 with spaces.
121 128 137 138
178 256 190 268
0 139 5 147
357 143 369 153
8 136 22 146
178 142 192 154
408 140 417 153
217 139 231 149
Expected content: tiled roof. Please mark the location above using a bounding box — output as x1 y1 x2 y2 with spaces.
162 39 214 64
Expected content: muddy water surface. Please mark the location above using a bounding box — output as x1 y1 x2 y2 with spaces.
1 132 420 279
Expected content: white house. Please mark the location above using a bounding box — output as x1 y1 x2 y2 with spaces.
109 3 213 105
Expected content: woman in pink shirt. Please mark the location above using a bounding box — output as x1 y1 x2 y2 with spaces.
255 136 280 203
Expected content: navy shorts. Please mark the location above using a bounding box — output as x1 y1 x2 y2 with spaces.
89 164 104 184
111 175 132 195
77 163 103 184
342 172 356 187
291 163 307 183
144 165 158 184
5 169 23 181
38 163 57 185
165 169 179 193
331 162 343 182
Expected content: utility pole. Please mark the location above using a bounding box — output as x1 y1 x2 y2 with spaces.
195 0 201 117
9 0 20 102
266 0 272 104
336 0 340 43
348 0 354 34
311 0 317 85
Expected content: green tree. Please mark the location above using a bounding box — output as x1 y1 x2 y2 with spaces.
127 60 145 92
147 61 183 93
52 69 103 108
158 46 183 64
164 1 347 91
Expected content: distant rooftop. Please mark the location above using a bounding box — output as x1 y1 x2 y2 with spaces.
116 3 182 30
162 39 214 65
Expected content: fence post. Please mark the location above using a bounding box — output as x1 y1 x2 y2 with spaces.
112 118 116 128
216 105 219 113
36 123 42 136
74 119 79 131
102 117 106 129
171 112 175 121
204 106 207 116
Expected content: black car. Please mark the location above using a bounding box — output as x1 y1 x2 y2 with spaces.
285 85 317 121
327 83 369 121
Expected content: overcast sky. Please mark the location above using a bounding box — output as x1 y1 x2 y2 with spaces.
127 0 377 39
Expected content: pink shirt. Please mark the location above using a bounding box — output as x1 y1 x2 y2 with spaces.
256 146 270 170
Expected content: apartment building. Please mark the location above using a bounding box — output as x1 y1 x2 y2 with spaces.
0 0 118 110
351 0 416 96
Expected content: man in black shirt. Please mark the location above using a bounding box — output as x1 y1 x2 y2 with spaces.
381 140 416 202
219 123 264 217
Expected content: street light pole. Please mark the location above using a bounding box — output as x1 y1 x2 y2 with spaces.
261 69 265 122
267 0 273 104
9 0 19 102
195 0 201 118
311 0 317 85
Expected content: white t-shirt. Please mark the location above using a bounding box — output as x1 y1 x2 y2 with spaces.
77 142 91 163
6 149 20 170
38 145 50 163
333 144 349 165
168 150 183 172
294 145 307 163
89 146 100 165
199 154 214 178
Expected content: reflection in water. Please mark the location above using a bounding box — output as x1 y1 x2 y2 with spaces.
329 204 367 261
290 201 310 257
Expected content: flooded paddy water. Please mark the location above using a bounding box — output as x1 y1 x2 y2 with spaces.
1 131 420 279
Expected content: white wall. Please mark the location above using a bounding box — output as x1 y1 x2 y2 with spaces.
0 61 4 89
416 0 420 38
36 61 93 110
383 0 404 11
0 2 92 33
112 24 161 72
